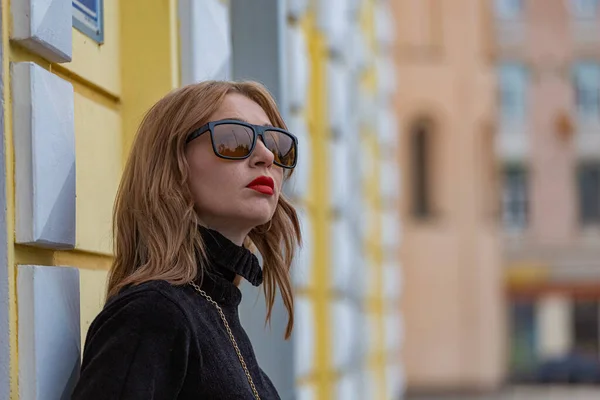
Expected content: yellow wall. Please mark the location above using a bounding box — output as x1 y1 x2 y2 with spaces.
3 1 179 397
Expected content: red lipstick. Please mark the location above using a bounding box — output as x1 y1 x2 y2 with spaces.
246 176 275 196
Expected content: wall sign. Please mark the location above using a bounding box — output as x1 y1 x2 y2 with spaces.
72 0 104 43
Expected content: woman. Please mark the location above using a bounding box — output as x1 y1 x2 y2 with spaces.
72 81 301 399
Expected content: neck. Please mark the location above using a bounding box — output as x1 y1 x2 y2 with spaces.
198 222 249 246
196 226 263 306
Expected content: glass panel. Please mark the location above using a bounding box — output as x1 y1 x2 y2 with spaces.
573 300 599 356
573 62 600 120
502 168 528 229
494 0 524 19
510 300 537 382
578 164 600 224
570 0 600 18
499 63 528 123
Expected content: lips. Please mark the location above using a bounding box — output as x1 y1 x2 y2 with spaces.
246 176 275 196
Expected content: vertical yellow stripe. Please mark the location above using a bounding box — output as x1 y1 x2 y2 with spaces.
169 0 181 89
304 11 334 400
2 0 18 396
361 0 387 398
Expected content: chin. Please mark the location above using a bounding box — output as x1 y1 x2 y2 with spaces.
240 211 274 230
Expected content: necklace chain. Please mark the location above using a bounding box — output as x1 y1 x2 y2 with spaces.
189 282 261 400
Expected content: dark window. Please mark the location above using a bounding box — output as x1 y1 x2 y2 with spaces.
411 121 431 219
510 300 537 382
502 167 528 229
578 164 600 225
573 300 599 356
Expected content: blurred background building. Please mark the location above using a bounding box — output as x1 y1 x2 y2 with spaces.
496 0 600 387
0 1 403 400
396 0 600 399
392 0 504 394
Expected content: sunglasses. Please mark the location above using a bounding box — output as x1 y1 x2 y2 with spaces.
186 119 298 169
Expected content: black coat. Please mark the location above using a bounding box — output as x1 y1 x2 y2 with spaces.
72 228 279 399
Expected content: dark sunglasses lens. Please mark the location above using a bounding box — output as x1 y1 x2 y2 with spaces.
212 124 254 158
264 130 296 167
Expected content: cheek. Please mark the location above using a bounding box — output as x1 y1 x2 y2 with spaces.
187 150 220 203
274 170 284 193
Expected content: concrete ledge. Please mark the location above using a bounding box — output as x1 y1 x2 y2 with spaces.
11 0 72 62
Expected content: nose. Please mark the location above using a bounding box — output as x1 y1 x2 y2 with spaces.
249 137 275 168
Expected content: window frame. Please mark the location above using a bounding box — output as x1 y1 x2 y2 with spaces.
498 62 529 125
502 165 529 231
577 163 600 226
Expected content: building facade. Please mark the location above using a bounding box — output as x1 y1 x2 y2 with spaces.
495 0 600 384
0 1 403 399
392 0 504 393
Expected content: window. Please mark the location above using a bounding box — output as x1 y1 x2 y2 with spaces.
480 124 499 220
72 0 104 44
570 0 599 19
578 164 600 225
499 63 528 123
502 167 528 229
509 300 537 381
494 0 524 19
411 121 432 219
573 63 600 121
572 300 599 356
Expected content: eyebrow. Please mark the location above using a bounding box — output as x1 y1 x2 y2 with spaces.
225 117 274 128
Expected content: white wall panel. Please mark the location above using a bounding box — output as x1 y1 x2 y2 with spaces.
381 210 400 251
316 0 351 55
337 374 360 400
386 363 405 400
380 159 400 204
18 265 80 399
327 61 350 136
294 296 316 377
287 25 310 111
12 62 76 249
374 3 395 50
286 0 309 19
179 0 231 84
383 263 401 301
385 313 402 355
331 217 353 292
285 115 311 201
11 0 72 62
346 26 368 72
332 299 356 368
296 385 317 400
292 209 314 288
329 137 350 210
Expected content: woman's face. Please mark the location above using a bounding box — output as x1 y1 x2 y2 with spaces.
185 93 284 244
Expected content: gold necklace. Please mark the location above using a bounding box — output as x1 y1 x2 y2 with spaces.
189 282 261 400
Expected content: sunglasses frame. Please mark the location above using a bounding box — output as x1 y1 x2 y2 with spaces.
186 119 298 169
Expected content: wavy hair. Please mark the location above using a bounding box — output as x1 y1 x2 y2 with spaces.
107 81 301 338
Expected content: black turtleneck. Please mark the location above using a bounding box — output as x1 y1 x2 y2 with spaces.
72 227 281 400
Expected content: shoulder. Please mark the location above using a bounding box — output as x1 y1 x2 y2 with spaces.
91 281 193 334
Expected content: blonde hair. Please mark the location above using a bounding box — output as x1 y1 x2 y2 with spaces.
107 81 301 338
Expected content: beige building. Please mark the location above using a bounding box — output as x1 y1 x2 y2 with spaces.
392 0 505 393
496 0 600 384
